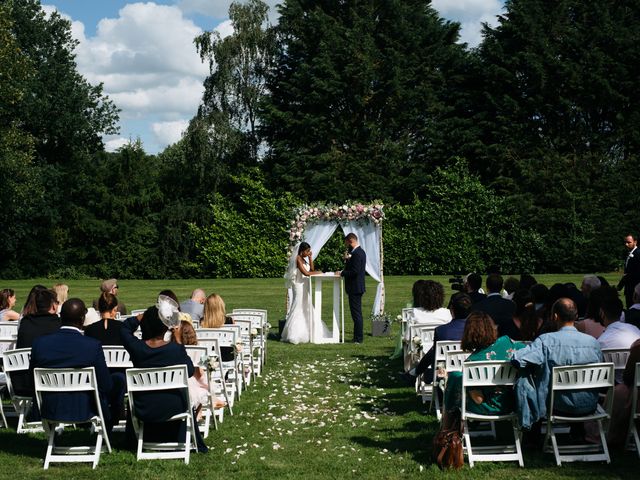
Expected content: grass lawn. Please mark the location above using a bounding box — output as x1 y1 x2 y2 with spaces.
0 274 635 479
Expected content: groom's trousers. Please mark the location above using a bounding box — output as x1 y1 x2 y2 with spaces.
348 293 364 343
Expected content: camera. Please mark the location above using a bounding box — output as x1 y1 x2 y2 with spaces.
449 276 464 292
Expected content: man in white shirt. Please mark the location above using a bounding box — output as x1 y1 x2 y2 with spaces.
598 287 640 382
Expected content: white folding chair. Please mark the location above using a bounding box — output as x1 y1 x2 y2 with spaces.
0 321 18 339
429 340 462 419
2 348 42 433
412 327 436 403
102 346 133 369
602 348 630 384
233 319 255 385
126 365 195 464
130 309 146 316
230 313 265 375
196 328 242 400
544 362 615 466
627 362 640 456
461 361 524 467
33 367 112 469
232 309 268 364
185 345 222 435
195 337 234 415
444 350 469 373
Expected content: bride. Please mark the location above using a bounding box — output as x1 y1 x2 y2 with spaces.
282 242 331 344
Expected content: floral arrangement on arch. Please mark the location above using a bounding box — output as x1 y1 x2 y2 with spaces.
288 203 384 245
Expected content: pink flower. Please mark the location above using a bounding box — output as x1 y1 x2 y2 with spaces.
356 204 364 213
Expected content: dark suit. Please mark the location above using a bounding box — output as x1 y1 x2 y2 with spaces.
29 327 125 432
620 247 640 308
341 246 366 343
415 318 466 377
468 291 486 305
13 313 62 396
474 294 517 339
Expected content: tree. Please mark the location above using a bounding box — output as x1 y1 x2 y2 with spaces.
471 0 640 271
194 0 276 164
260 0 470 202
1 0 121 276
0 4 49 276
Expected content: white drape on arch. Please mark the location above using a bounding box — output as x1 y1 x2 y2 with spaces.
300 220 384 314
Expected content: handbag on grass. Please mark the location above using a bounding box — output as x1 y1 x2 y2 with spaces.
432 411 464 470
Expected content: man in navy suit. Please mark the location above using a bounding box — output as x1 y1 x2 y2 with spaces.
340 233 367 343
474 274 517 338
618 234 640 308
29 298 125 434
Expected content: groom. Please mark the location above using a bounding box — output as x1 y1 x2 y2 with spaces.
339 233 366 343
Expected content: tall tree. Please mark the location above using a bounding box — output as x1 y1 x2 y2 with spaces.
474 0 640 271
194 0 276 164
0 4 48 276
2 0 121 276
260 0 469 202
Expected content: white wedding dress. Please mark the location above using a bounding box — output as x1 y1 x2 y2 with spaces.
282 260 331 344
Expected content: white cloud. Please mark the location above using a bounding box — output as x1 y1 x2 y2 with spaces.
104 137 130 152
151 119 190 146
215 19 234 39
44 2 217 153
432 0 504 47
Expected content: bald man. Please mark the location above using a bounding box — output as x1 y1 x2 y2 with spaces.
180 289 206 322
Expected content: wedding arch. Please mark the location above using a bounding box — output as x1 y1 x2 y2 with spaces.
287 203 385 314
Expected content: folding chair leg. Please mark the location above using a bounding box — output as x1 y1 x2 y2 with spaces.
512 419 524 467
43 422 56 470
463 419 474 467
598 419 611 464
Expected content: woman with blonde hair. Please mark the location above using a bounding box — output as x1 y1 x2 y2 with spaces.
52 284 69 314
201 293 226 328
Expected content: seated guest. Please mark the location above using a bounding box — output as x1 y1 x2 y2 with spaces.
20 284 47 317
565 282 586 318
0 288 20 321
13 288 61 396
409 280 451 330
84 292 124 346
465 273 485 305
581 275 601 303
93 279 127 316
180 289 206 322
511 298 603 431
597 287 640 382
29 299 125 434
474 274 517 339
608 338 640 448
503 277 520 300
444 312 525 420
624 283 640 329
172 319 226 420
530 283 548 312
575 287 606 339
201 293 234 362
17 288 61 349
511 290 542 341
519 274 537 292
407 293 473 381
537 283 570 335
52 283 69 314
120 306 207 453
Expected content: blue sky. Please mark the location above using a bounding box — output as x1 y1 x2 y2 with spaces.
44 0 505 154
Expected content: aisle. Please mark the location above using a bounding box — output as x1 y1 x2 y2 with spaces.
205 341 435 478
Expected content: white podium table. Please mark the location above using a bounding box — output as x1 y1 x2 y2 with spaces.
308 273 344 344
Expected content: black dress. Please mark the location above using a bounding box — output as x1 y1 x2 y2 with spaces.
120 316 206 452
84 318 124 346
